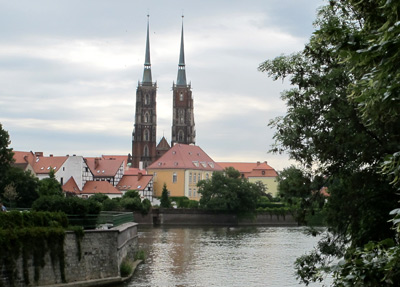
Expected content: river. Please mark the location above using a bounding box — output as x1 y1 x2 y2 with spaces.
124 226 328 287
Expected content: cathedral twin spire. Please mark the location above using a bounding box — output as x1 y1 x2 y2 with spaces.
142 15 187 86
142 15 152 84
132 15 194 168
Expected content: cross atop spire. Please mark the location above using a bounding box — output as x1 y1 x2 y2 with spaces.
176 15 187 86
142 14 152 84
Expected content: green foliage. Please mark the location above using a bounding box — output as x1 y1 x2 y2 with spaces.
198 168 261 213
102 198 123 211
37 170 63 197
120 258 133 277
172 196 199 209
87 193 109 204
32 196 101 216
0 123 14 187
259 0 400 285
141 198 152 214
123 189 141 199
160 183 172 208
0 211 70 285
134 249 146 262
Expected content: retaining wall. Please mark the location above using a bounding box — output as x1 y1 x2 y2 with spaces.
1 222 138 287
136 209 297 226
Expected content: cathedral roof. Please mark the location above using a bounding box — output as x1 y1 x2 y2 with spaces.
156 136 171 151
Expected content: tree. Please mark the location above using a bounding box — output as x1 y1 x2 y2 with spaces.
0 123 14 187
197 167 261 213
160 184 172 208
259 0 400 285
37 169 63 197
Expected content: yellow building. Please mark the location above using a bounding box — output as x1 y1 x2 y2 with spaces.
147 144 223 200
218 162 279 197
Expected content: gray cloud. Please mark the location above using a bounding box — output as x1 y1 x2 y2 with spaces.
0 0 325 170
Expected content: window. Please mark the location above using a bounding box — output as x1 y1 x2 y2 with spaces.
178 130 184 142
144 145 149 157
198 173 201 181
262 170 266 175
189 173 192 183
179 93 184 101
173 172 177 183
189 188 192 196
193 189 196 197
144 94 150 105
194 173 197 183
144 112 150 123
206 173 209 180
178 109 184 124
144 129 150 141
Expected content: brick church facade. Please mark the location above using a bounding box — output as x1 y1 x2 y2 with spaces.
131 17 195 169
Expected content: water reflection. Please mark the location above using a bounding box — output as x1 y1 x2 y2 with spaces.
125 226 325 287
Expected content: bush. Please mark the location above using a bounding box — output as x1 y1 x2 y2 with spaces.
123 190 140 199
141 198 151 214
120 259 133 277
121 197 142 211
102 198 122 211
32 196 101 216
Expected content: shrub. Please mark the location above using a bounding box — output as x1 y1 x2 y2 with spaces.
102 198 122 211
120 259 133 277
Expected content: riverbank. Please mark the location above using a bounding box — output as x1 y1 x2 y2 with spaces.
133 208 297 226
44 260 142 287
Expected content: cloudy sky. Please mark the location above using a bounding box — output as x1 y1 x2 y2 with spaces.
0 0 325 170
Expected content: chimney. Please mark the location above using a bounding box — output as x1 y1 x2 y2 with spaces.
50 154 53 157
35 152 43 157
138 172 143 180
257 161 260 166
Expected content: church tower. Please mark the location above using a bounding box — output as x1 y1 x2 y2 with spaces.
171 17 196 146
132 16 157 169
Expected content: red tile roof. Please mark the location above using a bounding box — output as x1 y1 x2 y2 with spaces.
33 155 68 174
85 157 124 177
13 151 35 165
62 177 81 194
81 181 122 195
147 144 223 171
124 167 146 175
117 174 153 191
218 162 278 178
102 155 129 169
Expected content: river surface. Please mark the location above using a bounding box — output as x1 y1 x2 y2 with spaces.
124 226 327 287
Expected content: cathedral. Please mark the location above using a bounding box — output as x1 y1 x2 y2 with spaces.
131 17 196 169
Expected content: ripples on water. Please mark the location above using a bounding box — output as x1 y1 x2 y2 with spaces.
125 226 325 287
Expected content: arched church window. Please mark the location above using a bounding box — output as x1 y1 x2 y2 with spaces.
144 112 150 123
178 109 185 124
144 129 150 141
144 145 149 157
179 93 184 101
178 130 184 142
144 94 150 105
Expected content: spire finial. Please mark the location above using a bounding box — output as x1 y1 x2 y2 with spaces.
176 15 187 86
142 14 152 83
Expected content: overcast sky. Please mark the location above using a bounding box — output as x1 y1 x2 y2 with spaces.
0 0 325 170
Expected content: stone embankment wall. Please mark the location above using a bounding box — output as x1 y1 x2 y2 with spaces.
134 209 297 226
1 222 138 287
